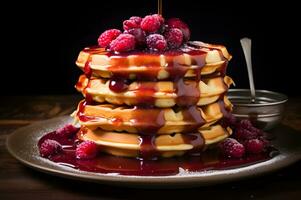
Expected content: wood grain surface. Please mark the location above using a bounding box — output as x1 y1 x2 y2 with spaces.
1 95 300 200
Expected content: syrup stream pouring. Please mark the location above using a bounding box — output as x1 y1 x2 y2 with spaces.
158 0 163 15
240 38 256 103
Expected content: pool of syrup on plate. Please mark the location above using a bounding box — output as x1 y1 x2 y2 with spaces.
38 130 275 176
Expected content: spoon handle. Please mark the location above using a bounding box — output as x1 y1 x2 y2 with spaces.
240 37 256 103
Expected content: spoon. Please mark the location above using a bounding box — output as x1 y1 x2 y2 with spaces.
240 37 256 103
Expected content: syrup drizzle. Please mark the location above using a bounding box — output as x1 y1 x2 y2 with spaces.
135 82 158 106
182 106 205 132
158 0 163 15
81 45 227 81
175 79 200 106
76 79 95 122
218 98 231 118
182 133 205 155
139 135 159 159
132 107 165 159
83 59 92 78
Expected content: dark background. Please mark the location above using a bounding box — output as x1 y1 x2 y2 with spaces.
1 1 299 95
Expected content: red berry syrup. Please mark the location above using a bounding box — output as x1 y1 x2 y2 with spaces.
38 126 276 176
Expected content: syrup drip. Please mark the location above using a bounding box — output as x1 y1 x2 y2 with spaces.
77 101 96 122
175 79 200 106
217 98 233 130
170 51 206 106
132 107 165 159
182 106 205 132
132 107 165 134
82 47 107 78
139 135 159 159
182 133 205 155
75 77 84 90
83 57 92 78
76 79 95 122
218 98 231 118
135 82 158 106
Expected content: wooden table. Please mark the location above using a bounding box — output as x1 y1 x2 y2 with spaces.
1 95 301 200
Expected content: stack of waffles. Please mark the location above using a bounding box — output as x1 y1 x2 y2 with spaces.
73 41 234 158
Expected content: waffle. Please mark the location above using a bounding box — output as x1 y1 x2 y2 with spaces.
76 75 233 107
77 124 232 158
73 96 232 134
75 42 232 80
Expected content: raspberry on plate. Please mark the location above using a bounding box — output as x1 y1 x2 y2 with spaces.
109 33 136 52
76 141 98 159
39 139 62 158
55 124 79 138
146 34 167 51
164 28 183 48
234 127 258 140
238 119 253 129
141 15 161 33
234 119 264 140
166 18 191 41
219 138 245 158
245 139 265 154
98 29 121 48
221 113 237 128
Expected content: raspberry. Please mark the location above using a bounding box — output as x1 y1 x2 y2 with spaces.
249 126 264 136
221 113 237 128
123 19 140 31
238 119 253 129
141 15 161 32
123 16 143 31
56 124 79 138
245 139 264 154
124 28 146 46
76 141 98 159
156 40 167 51
39 139 62 158
129 16 142 25
219 138 245 158
98 29 121 48
164 28 183 48
166 18 191 41
259 136 270 147
109 33 136 52
234 119 263 140
234 128 258 140
152 14 164 25
146 34 167 51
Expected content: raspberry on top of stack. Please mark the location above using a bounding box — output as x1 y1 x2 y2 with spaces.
72 14 235 159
